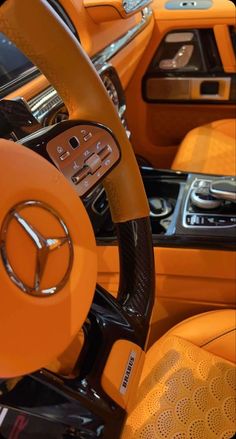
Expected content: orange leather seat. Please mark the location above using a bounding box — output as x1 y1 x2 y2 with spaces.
122 309 236 439
172 119 236 176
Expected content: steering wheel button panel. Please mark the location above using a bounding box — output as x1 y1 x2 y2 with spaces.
46 123 121 196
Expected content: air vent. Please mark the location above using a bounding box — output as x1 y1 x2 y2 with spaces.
100 67 126 118
102 75 120 110
28 86 64 124
47 0 80 41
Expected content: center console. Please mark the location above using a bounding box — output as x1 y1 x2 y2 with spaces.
95 168 236 250
182 177 236 230
173 173 236 249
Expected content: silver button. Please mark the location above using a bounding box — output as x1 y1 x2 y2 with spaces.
60 151 70 161
84 132 92 142
85 153 102 174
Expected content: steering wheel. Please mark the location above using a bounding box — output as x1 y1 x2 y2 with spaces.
0 1 154 437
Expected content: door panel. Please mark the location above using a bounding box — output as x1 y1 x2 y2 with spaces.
125 0 236 168
143 28 235 104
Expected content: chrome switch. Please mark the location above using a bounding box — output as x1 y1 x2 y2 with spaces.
159 45 194 70
85 153 102 174
98 145 112 161
72 167 89 184
59 151 70 161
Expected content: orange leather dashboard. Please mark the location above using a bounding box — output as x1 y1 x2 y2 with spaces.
83 0 152 21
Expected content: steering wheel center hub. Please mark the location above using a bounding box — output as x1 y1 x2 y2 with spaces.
1 200 74 297
0 139 97 377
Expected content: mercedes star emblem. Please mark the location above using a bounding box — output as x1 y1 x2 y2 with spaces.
0 201 73 297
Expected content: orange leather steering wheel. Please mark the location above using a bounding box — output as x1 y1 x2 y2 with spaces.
0 1 154 437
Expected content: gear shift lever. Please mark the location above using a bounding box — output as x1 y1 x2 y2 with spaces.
210 179 236 203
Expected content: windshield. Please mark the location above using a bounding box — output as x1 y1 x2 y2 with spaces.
0 32 35 89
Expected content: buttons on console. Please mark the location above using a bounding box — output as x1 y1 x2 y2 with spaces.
186 214 236 227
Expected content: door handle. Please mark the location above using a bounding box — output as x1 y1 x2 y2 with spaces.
191 77 231 100
159 45 194 70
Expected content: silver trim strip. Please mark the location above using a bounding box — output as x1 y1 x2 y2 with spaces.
27 8 152 124
122 0 151 14
92 7 153 68
0 67 39 96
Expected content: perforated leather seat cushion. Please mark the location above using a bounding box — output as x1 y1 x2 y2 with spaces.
122 310 236 439
172 119 236 176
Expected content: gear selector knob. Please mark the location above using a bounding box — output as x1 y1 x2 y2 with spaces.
210 179 236 203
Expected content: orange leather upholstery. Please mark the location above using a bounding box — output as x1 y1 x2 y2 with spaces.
122 310 236 439
165 309 236 364
172 119 236 176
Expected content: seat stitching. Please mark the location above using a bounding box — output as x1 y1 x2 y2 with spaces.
169 310 231 332
201 328 236 348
